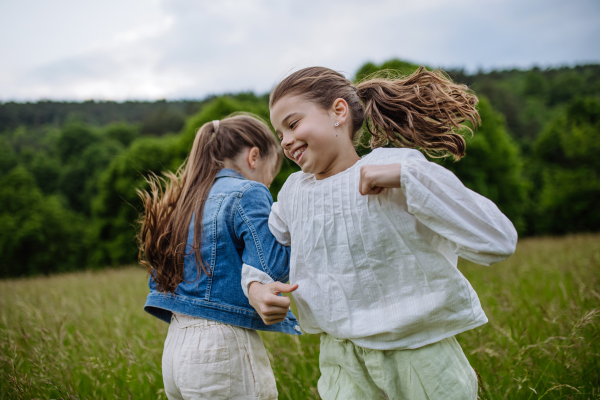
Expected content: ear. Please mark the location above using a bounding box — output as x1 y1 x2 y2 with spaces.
331 98 349 125
246 147 260 170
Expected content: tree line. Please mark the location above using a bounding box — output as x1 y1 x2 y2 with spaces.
0 61 598 278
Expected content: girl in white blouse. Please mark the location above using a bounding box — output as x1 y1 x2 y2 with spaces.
243 67 517 399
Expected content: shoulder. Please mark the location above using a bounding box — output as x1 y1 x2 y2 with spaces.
363 147 426 165
278 170 308 196
238 181 272 204
235 183 273 221
211 177 273 209
284 170 307 186
212 176 269 198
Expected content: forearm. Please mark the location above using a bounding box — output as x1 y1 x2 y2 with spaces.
241 263 275 298
401 159 517 263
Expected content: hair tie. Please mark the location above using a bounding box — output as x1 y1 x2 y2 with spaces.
212 120 220 133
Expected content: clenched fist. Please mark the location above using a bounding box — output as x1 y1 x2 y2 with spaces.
248 281 298 325
358 164 402 195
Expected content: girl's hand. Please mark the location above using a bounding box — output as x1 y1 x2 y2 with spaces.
359 164 402 195
248 281 299 325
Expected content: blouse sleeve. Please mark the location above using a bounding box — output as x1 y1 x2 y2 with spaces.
268 201 291 246
399 150 518 266
268 179 292 246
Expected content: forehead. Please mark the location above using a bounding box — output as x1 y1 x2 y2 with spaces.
270 94 317 127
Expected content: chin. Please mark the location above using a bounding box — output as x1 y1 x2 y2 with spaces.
298 163 312 174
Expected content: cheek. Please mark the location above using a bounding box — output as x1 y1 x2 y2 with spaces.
304 128 334 154
283 148 293 161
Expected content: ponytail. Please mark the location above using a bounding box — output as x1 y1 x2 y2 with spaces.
137 114 281 293
270 66 480 160
356 67 479 160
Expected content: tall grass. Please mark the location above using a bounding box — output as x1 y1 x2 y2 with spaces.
1 234 599 399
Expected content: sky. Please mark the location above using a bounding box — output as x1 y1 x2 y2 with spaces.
0 0 599 101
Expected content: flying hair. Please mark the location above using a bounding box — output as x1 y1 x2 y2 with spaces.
269 66 480 160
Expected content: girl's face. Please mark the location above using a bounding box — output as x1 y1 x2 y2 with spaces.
270 94 357 180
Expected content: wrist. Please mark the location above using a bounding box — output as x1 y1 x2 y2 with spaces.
248 280 262 296
382 164 402 188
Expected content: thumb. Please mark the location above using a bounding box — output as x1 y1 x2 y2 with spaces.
269 282 299 294
358 167 366 195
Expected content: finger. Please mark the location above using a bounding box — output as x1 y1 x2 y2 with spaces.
264 295 291 308
262 312 288 324
367 185 386 195
263 316 286 325
269 282 299 294
361 178 372 196
363 185 375 195
359 181 368 196
263 312 288 322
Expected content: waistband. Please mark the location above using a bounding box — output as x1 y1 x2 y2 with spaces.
144 291 302 335
171 313 226 329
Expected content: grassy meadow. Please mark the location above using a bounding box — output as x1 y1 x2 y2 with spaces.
1 234 599 399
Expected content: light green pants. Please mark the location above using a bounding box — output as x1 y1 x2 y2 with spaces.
318 334 477 400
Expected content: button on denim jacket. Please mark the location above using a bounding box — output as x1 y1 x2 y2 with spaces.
144 169 301 335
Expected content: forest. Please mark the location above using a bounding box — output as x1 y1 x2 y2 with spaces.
1 60 599 278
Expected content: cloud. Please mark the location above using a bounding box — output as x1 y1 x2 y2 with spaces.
0 0 598 101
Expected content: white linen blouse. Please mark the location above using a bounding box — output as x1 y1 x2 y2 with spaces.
242 148 518 350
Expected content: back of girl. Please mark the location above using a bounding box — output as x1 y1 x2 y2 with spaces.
245 68 518 399
137 114 301 400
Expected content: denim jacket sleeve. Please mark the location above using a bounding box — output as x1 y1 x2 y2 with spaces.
235 184 291 283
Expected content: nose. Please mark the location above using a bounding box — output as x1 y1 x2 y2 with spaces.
281 133 294 149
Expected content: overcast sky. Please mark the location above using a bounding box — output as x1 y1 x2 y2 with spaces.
1 0 599 101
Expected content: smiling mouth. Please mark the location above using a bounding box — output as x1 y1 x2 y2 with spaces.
291 145 307 162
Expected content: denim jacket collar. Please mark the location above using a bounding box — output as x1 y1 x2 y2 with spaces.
216 168 245 180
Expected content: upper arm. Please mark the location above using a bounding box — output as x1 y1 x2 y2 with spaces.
269 200 291 246
235 184 291 281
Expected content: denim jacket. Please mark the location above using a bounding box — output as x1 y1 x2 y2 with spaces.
144 169 301 335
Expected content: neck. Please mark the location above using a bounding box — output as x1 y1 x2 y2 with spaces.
222 160 240 172
314 145 361 180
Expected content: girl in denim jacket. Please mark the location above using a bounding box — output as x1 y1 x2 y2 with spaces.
138 114 300 400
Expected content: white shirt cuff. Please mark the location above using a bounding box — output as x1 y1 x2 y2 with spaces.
241 263 275 298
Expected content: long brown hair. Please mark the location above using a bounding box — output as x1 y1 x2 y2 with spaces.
137 113 282 293
269 66 480 160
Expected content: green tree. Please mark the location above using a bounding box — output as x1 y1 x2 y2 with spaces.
60 139 124 215
56 122 99 163
533 97 600 234
140 105 186 136
103 122 140 146
0 137 18 174
0 167 87 277
27 152 62 194
90 135 180 266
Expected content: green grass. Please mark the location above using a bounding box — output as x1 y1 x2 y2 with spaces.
1 234 599 399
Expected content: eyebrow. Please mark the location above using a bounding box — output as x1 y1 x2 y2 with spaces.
275 112 299 136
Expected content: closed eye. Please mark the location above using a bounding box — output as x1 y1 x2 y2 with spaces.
290 120 298 129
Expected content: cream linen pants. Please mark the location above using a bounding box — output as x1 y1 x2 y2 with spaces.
162 313 278 400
